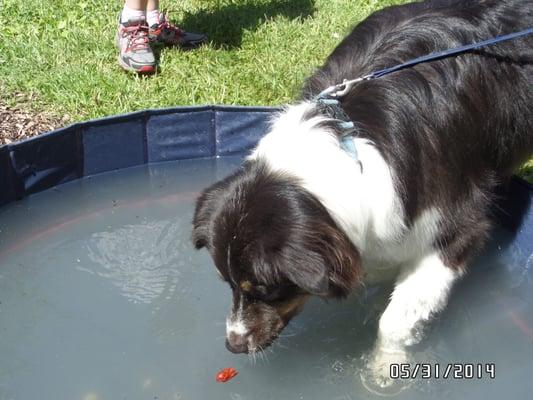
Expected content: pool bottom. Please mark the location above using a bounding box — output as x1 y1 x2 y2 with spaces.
0 157 532 400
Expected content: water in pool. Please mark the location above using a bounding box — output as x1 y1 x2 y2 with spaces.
0 157 532 400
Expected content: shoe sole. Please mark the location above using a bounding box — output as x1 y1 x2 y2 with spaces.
117 55 155 74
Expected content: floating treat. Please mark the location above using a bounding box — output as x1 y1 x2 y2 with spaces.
216 367 238 383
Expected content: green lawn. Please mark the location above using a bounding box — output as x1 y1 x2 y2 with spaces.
0 0 531 181
0 0 405 119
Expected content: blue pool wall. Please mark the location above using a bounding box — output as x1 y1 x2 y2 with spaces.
0 106 531 258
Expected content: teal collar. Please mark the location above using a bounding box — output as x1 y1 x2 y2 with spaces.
315 97 358 161
340 135 358 160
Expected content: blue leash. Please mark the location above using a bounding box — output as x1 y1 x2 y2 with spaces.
316 27 533 161
318 27 533 99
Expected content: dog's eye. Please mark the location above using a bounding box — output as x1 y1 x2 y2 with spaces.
253 285 290 303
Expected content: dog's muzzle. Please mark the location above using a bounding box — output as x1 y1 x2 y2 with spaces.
225 332 249 354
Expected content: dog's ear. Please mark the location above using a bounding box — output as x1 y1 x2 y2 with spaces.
192 191 211 249
248 208 331 295
192 231 208 250
192 169 245 250
279 219 361 298
281 253 330 296
316 221 362 298
191 184 222 250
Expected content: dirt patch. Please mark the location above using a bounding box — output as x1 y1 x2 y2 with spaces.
0 96 70 146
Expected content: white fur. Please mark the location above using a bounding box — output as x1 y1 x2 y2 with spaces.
225 245 249 337
363 208 442 284
378 252 459 349
249 102 440 267
226 294 248 336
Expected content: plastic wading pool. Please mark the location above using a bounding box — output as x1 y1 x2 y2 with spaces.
0 106 532 400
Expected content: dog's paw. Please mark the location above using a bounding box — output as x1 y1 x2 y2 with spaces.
361 345 409 392
372 349 406 387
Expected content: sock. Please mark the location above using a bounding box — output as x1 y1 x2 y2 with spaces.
120 5 146 24
146 9 160 27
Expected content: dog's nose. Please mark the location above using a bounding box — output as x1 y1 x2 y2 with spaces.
225 332 249 353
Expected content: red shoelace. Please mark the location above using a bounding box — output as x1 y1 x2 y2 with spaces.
151 15 184 38
122 24 150 51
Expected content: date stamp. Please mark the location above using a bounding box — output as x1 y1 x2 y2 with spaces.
390 363 496 380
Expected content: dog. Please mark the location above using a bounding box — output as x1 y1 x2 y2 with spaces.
192 0 533 385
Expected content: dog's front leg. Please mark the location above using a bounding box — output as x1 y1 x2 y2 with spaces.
368 252 460 386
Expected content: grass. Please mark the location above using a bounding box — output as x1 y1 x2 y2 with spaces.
518 159 533 184
0 0 531 182
0 0 404 118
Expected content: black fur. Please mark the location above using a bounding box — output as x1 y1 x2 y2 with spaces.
303 0 533 267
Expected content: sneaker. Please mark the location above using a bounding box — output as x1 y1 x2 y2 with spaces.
148 13 207 48
116 17 156 74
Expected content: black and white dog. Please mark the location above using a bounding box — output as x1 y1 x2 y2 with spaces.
192 0 533 384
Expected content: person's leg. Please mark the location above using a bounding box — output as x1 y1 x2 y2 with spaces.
116 0 156 74
121 0 148 23
125 0 148 8
146 0 160 28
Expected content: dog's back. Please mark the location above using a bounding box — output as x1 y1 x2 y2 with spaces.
304 0 533 173
302 0 533 266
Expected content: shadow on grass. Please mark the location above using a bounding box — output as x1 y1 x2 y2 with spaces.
178 0 316 49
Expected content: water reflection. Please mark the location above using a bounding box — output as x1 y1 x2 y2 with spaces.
86 218 184 304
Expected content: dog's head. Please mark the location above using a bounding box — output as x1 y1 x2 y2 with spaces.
192 161 361 353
